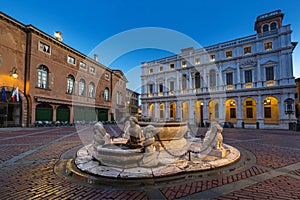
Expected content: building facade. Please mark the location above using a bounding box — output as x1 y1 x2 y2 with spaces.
0 12 127 127
126 88 140 117
141 10 297 129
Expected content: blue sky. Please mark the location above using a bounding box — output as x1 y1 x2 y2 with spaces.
1 0 300 91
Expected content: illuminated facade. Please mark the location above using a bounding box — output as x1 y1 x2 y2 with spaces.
141 10 297 129
0 12 127 127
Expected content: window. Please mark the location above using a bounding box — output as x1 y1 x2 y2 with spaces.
263 24 269 32
88 82 95 98
266 67 274 81
230 108 236 118
149 68 153 74
270 22 277 30
159 66 163 72
246 101 253 106
117 92 123 105
195 57 200 65
80 62 87 70
149 84 153 96
226 72 233 85
264 42 273 50
105 73 110 80
264 107 272 118
182 74 187 91
246 108 253 118
226 50 232 58
285 99 294 114
195 72 201 90
244 46 251 54
182 60 187 67
89 66 96 74
170 63 175 70
79 79 86 96
104 88 109 101
159 84 163 96
67 55 76 65
37 65 49 89
210 54 215 62
170 81 175 94
66 75 75 94
39 41 50 54
245 70 252 83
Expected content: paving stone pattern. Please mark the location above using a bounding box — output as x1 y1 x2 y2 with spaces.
0 126 299 199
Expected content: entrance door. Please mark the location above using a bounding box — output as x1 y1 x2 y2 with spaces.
0 92 22 127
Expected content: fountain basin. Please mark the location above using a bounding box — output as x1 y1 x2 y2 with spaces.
139 121 188 141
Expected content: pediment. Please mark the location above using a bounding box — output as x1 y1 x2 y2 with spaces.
240 59 257 68
261 60 278 66
222 66 236 72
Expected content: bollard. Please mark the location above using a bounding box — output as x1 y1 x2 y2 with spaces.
256 121 259 129
242 122 245 129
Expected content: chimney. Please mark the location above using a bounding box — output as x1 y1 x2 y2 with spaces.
54 31 63 42
94 54 98 62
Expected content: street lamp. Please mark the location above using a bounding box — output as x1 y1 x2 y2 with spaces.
10 67 18 79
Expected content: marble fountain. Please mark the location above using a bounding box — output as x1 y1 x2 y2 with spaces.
73 117 241 179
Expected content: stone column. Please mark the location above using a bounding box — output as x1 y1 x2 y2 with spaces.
203 99 209 124
236 96 243 128
53 105 57 122
236 61 241 89
154 103 159 122
256 96 264 127
165 101 169 121
189 99 194 124
176 101 181 121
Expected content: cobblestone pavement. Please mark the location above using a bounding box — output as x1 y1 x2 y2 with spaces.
0 126 299 199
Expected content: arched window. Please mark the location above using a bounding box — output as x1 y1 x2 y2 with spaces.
270 22 277 30
169 102 176 120
262 24 269 32
104 87 109 101
195 72 201 91
79 79 86 96
66 75 75 94
88 82 95 98
159 103 164 120
37 65 49 89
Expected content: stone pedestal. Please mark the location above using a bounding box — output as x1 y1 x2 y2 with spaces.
208 149 227 158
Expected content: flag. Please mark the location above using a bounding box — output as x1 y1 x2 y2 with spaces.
1 86 5 101
10 87 14 102
11 87 19 102
13 87 19 102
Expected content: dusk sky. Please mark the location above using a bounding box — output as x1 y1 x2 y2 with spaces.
1 0 300 91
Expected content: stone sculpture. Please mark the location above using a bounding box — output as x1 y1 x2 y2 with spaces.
125 117 145 149
92 122 111 150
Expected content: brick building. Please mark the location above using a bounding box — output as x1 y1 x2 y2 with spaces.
126 88 140 117
0 12 127 127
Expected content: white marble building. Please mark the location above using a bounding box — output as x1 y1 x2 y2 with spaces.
140 10 297 129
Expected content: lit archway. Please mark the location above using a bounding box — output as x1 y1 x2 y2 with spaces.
264 97 279 124
208 100 219 121
169 102 176 121
159 103 165 121
194 101 203 125
243 98 256 124
182 102 189 121
148 104 154 119
225 99 237 124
